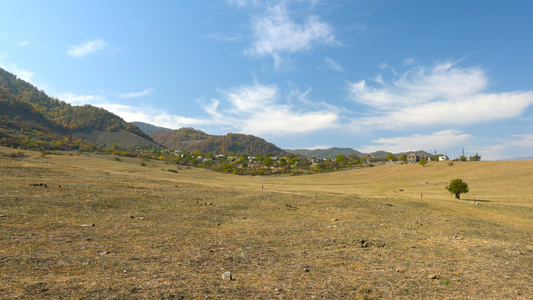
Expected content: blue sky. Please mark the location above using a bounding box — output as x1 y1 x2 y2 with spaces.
1 0 533 160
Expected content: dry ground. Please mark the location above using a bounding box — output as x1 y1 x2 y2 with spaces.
0 147 532 299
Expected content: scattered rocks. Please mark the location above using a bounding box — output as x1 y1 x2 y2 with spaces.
286 204 298 210
130 216 145 221
222 271 233 281
359 239 371 248
29 183 47 188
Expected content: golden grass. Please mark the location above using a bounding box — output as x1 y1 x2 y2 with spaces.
1 147 532 299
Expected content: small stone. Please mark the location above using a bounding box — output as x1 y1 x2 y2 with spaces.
303 268 310 272
428 274 438 279
81 223 95 227
0 214 7 217
222 271 232 281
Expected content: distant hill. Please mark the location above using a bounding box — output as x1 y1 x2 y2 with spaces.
132 121 172 135
288 147 365 158
149 127 292 157
0 67 156 149
286 147 431 159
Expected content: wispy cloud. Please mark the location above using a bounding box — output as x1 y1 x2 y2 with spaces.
59 92 106 105
67 39 108 58
202 82 339 135
324 57 344 72
246 3 338 67
19 40 30 46
359 129 472 153
118 88 154 99
348 61 533 130
203 33 241 42
227 0 258 7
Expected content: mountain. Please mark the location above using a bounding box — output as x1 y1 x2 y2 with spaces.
149 127 292 157
287 147 365 158
286 147 431 159
132 121 172 135
0 67 156 149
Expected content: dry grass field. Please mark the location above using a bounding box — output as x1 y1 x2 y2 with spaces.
1 147 532 299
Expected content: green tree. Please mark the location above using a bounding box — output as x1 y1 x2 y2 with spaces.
263 157 273 167
446 179 469 199
386 152 396 161
470 153 481 161
418 158 427 167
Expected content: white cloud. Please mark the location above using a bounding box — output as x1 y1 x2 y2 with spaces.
246 3 338 67
203 33 240 42
19 40 30 46
98 104 209 129
118 88 154 99
324 57 344 72
470 134 533 161
348 61 533 130
203 82 339 135
58 92 106 105
228 0 258 7
67 40 107 58
359 129 472 153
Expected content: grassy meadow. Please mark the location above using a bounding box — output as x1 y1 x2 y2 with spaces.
1 147 532 299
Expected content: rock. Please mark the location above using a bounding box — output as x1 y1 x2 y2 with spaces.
0 214 6 218
428 274 438 279
81 223 95 227
222 271 233 281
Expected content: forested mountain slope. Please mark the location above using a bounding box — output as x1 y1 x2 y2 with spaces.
0 68 155 149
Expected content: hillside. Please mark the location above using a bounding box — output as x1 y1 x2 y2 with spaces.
132 121 172 135
1 148 531 298
150 127 292 157
0 67 156 149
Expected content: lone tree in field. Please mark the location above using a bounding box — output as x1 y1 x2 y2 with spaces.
446 179 469 199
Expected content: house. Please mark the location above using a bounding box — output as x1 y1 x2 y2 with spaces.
439 155 449 161
407 153 420 164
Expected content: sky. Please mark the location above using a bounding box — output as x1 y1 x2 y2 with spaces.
1 0 533 160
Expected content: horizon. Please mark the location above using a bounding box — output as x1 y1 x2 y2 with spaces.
2 1 533 160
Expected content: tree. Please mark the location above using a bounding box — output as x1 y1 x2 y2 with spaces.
386 152 396 161
470 153 481 161
446 179 469 199
418 158 427 167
